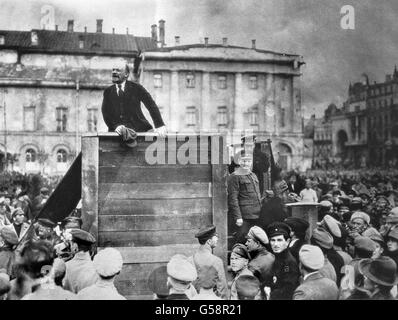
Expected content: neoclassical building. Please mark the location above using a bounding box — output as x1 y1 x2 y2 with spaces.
0 20 306 174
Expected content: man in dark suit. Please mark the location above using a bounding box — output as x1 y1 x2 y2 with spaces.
101 63 166 136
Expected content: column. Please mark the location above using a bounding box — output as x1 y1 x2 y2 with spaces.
169 71 179 132
234 72 244 130
201 72 211 132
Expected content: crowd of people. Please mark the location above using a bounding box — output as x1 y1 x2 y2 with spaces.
1 147 398 300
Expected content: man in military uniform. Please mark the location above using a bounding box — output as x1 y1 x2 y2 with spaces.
265 222 300 300
188 225 228 299
63 229 98 294
191 265 222 300
245 226 274 287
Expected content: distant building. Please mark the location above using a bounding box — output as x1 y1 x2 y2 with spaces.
142 39 305 171
308 68 398 169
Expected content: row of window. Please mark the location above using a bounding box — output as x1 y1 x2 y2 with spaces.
369 85 395 96
25 148 68 163
153 73 289 90
368 98 393 108
16 106 98 132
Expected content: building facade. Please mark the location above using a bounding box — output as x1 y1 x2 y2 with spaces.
0 20 306 174
141 40 305 171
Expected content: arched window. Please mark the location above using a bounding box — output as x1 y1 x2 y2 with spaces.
26 149 36 163
57 149 67 163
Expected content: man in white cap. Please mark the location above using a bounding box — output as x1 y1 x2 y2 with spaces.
349 211 378 238
293 245 338 300
166 254 197 300
77 248 125 300
245 226 275 288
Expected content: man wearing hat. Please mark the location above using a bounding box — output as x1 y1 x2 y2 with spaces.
293 245 338 300
265 222 300 300
34 218 57 243
31 187 50 219
77 248 125 300
63 229 99 293
245 226 275 292
0 227 18 278
54 217 83 261
166 254 197 300
385 228 398 267
188 224 228 299
191 265 222 300
227 151 262 245
284 217 309 263
235 274 261 300
318 200 334 221
380 207 398 237
356 256 398 300
310 228 340 283
349 211 379 239
2 208 32 252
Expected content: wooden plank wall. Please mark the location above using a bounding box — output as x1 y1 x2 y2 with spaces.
91 134 227 299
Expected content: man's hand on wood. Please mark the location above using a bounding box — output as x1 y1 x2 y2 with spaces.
155 125 167 138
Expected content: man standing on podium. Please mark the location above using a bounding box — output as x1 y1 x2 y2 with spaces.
101 62 167 144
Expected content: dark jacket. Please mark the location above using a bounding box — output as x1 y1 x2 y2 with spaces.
293 272 339 300
268 249 300 300
101 81 165 132
248 247 275 284
326 248 345 285
227 169 262 221
288 238 306 263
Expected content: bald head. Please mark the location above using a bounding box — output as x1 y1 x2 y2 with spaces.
112 63 130 84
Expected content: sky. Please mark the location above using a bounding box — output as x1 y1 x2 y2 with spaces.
0 0 397 118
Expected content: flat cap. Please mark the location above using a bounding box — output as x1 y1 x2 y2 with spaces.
247 226 268 246
386 207 398 224
69 229 96 244
198 265 218 289
94 248 123 277
266 222 291 239
0 227 19 245
235 275 260 300
40 187 49 194
195 225 216 241
37 218 56 228
231 243 250 260
148 266 169 297
350 211 370 225
284 217 309 234
319 200 333 208
0 197 5 205
354 236 377 252
167 254 197 283
387 228 398 241
11 207 25 218
319 215 341 238
338 205 350 212
311 228 333 249
299 245 324 270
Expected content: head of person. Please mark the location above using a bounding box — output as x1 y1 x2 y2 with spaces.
350 197 363 211
235 275 260 300
111 62 129 84
195 224 218 249
353 236 377 259
350 211 370 234
18 240 54 280
236 151 253 171
359 256 398 295
35 218 56 239
40 187 50 196
359 193 370 206
305 179 312 189
230 243 250 273
93 248 123 280
330 181 339 191
245 226 268 252
298 245 324 276
166 254 197 293
148 265 169 299
310 227 333 253
69 229 96 252
289 175 297 184
284 217 309 241
386 228 398 253
266 222 291 254
11 208 25 225
369 233 385 259
385 207 398 230
337 205 350 219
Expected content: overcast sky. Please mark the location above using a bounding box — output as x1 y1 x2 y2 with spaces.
1 0 397 118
